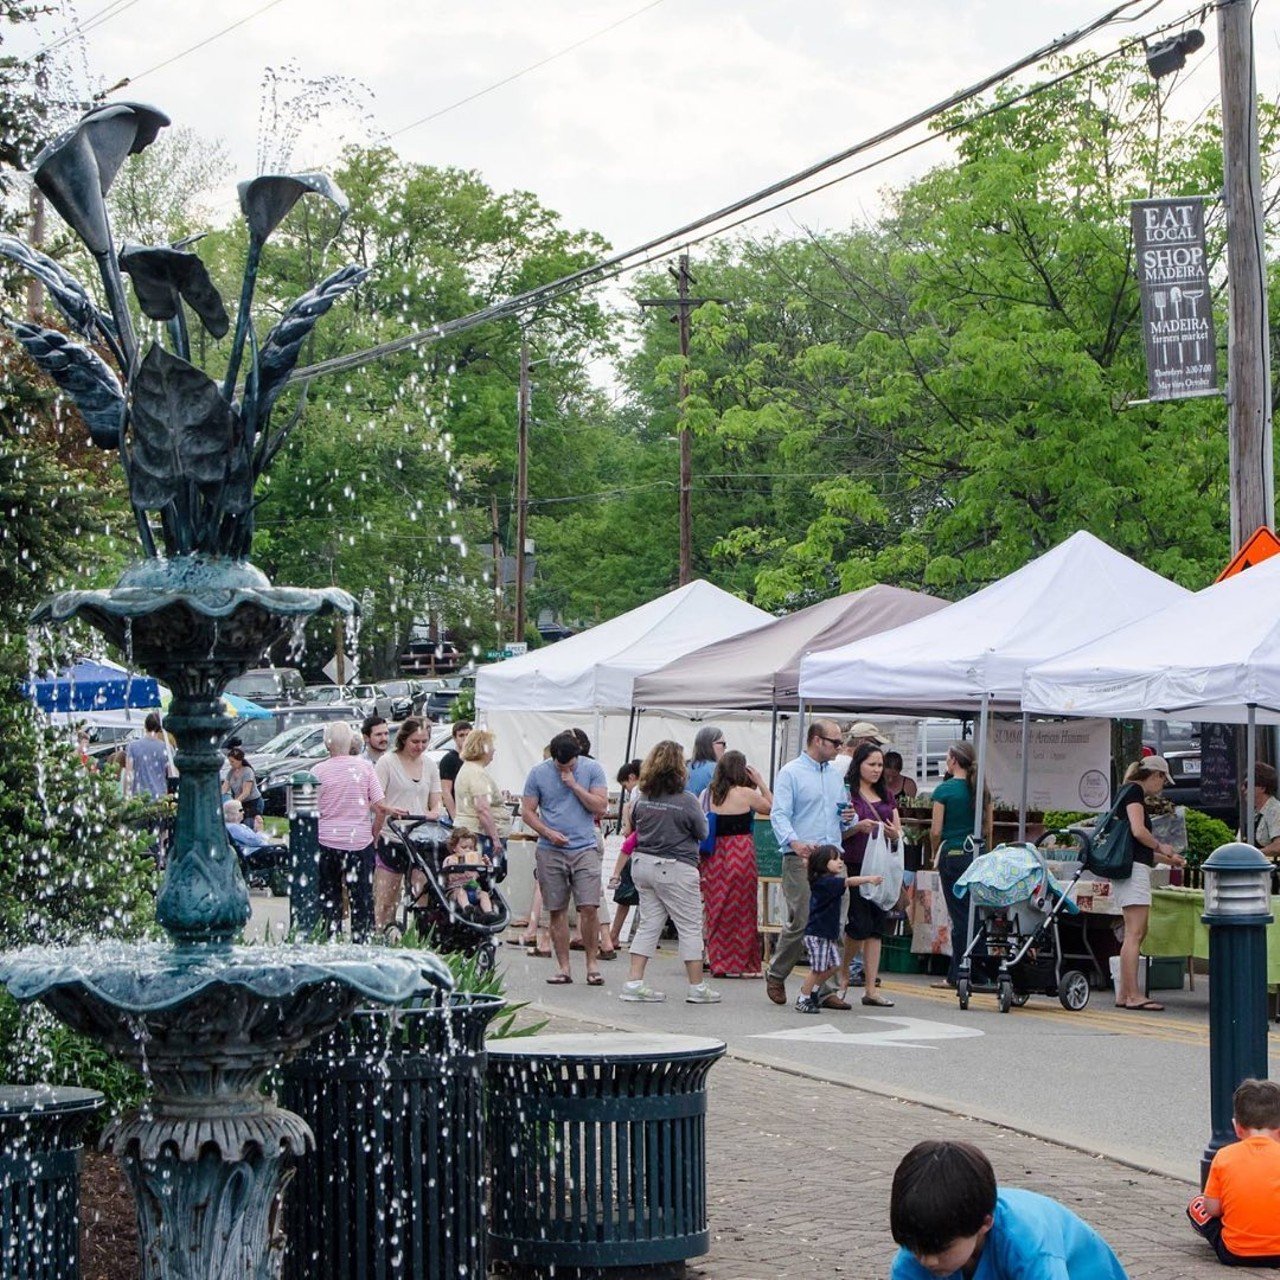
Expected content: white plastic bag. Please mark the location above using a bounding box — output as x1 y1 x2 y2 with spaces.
859 823 905 911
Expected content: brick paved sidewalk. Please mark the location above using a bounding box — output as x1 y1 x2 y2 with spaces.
523 1012 1220 1280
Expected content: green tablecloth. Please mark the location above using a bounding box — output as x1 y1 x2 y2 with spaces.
1144 887 1280 985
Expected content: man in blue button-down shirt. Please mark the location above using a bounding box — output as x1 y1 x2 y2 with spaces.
766 719 852 1009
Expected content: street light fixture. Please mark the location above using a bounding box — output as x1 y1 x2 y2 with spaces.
1144 28 1206 79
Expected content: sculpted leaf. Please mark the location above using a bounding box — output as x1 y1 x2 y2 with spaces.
237 172 348 243
130 344 235 510
255 263 368 422
0 236 102 336
120 244 230 337
5 320 124 448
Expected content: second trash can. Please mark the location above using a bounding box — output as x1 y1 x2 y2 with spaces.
0 1084 103 1280
281 992 503 1280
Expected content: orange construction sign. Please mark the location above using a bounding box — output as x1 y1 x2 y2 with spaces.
1216 526 1280 581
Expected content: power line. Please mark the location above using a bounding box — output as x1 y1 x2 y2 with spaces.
30 0 146 60
285 0 1178 388
106 0 294 89
382 0 670 141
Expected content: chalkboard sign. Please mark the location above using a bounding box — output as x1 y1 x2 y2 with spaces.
1199 723 1236 807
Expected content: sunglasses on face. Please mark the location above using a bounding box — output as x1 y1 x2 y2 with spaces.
818 736 841 747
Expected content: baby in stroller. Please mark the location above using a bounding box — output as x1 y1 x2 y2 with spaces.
442 828 501 924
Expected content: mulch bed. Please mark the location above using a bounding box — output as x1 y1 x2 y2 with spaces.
80 1151 139 1280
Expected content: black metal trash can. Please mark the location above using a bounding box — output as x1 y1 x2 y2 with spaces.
486 1032 726 1276
0 1084 103 1280
281 992 504 1280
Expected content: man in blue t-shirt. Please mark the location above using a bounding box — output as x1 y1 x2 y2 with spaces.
522 731 609 984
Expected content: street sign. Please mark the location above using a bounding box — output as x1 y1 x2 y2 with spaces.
1131 196 1218 401
485 643 529 660
322 654 359 685
1215 525 1280 581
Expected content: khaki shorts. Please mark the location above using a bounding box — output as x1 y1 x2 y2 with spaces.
535 843 602 912
1110 860 1152 909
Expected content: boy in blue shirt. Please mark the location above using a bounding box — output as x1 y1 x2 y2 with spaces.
889 1140 1127 1279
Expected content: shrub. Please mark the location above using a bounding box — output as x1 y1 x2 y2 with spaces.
1182 808 1237 866
0 682 161 1126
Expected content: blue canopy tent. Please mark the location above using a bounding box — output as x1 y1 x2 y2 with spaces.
26 659 161 714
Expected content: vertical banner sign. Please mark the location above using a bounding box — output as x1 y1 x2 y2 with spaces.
1131 196 1218 400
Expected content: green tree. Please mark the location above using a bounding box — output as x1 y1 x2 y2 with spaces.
236 149 617 669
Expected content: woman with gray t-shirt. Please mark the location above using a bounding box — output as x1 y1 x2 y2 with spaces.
620 740 719 1006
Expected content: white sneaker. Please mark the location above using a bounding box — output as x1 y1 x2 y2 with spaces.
619 981 666 1003
685 982 722 1004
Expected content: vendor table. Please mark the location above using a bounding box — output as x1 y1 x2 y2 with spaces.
1143 887 1280 985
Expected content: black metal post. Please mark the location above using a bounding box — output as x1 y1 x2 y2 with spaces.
1200 842 1273 1185
288 771 321 936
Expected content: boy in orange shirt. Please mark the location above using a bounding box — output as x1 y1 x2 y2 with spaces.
1188 1078 1280 1266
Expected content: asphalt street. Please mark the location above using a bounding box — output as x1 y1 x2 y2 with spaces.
495 941 1278 1184
246 892 1278 1183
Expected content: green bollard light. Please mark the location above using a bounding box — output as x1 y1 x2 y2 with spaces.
1200 842 1273 1186
287 771 321 937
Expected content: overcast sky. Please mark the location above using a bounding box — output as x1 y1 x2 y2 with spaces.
16 1 1280 259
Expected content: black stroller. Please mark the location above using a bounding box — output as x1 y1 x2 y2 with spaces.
953 829 1104 1013
381 816 511 974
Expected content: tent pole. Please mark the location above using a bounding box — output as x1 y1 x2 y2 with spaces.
973 694 990 843
769 699 779 786
624 706 638 765
797 698 807 757
1017 710 1030 843
1246 704 1258 840
965 692 991 989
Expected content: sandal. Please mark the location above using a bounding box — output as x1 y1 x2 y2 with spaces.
1121 999 1164 1011
526 946 552 958
545 973 573 985
598 949 618 962
586 972 605 986
862 995 896 1007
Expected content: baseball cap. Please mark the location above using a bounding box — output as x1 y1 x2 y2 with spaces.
846 720 887 745
1142 755 1173 783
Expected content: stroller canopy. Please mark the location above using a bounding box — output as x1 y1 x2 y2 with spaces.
955 844 1046 908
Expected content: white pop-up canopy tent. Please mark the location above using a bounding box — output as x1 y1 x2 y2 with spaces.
632 584 946 710
1023 551 1280 724
1023 552 1280 831
798 532 1191 836
475 579 772 790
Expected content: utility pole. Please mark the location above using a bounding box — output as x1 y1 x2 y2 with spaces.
639 255 727 586
515 339 530 643
26 63 47 319
490 493 503 637
1218 0 1274 550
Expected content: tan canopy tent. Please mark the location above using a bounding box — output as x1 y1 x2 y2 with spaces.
632 584 946 710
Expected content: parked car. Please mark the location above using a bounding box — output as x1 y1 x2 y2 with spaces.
424 686 462 722
1140 720 1236 824
374 679 418 721
225 704 356 755
249 719 364 818
304 684 374 715
225 667 306 707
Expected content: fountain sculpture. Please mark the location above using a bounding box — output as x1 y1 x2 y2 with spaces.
0 103 452 1278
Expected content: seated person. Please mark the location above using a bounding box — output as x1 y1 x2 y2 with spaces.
441 828 498 922
889 1139 1126 1279
1188 1078 1280 1267
223 799 285 879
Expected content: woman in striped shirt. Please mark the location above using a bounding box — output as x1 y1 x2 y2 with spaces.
313 721 388 941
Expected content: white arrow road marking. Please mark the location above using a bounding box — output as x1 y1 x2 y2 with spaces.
748 1016 984 1050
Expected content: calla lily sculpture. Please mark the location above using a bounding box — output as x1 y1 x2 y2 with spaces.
1 104 368 560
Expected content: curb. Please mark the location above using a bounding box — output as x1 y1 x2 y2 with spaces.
525 997 1198 1187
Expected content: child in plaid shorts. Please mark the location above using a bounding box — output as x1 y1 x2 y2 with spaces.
797 845 883 1014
